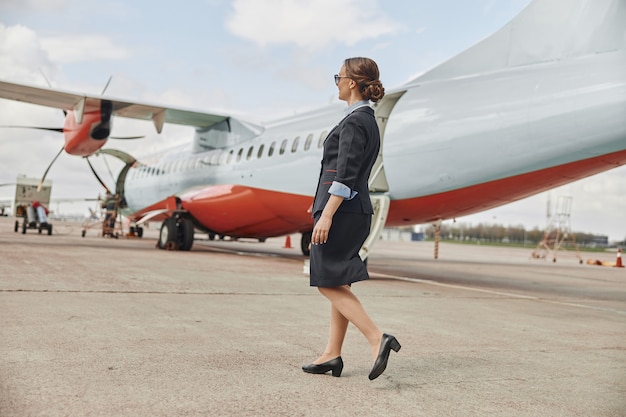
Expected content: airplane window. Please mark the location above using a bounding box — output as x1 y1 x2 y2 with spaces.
318 131 328 148
291 136 300 153
246 146 254 160
237 148 244 162
268 141 276 157
304 133 313 151
227 149 234 164
257 144 265 159
210 152 220 165
279 139 288 155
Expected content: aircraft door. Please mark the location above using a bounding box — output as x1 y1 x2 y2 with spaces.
359 90 406 261
369 90 406 192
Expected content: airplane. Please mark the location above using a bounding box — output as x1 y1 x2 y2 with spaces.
0 0 624 256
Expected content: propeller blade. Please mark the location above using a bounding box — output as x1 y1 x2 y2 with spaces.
109 135 145 140
38 145 65 192
85 157 112 195
0 125 64 132
101 76 113 95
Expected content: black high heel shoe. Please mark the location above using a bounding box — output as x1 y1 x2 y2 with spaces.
368 333 401 380
302 356 343 377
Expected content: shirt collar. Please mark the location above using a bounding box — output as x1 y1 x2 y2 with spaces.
344 100 370 116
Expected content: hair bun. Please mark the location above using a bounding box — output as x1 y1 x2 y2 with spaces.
363 80 385 102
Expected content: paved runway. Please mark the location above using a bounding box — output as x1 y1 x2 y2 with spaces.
1 217 625 416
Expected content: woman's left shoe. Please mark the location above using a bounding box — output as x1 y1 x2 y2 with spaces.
368 333 401 380
302 356 343 377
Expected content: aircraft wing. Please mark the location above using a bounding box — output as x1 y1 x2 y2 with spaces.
0 80 228 133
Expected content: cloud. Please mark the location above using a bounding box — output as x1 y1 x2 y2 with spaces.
40 34 131 63
0 22 129 83
0 23 57 82
225 0 399 49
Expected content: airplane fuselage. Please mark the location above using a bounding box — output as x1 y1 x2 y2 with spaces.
123 48 626 238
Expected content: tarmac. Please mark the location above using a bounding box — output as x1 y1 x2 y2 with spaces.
0 216 625 417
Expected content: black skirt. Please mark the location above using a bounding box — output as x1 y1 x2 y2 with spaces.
309 211 371 287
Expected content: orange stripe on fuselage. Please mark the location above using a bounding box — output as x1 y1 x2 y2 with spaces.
181 185 314 237
386 148 626 226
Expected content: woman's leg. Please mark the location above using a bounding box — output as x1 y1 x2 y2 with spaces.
318 285 382 359
313 304 349 363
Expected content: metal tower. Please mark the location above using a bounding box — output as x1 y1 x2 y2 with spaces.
531 195 582 263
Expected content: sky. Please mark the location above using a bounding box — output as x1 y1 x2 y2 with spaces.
0 0 624 242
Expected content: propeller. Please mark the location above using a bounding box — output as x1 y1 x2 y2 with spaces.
85 157 112 195
0 125 143 140
37 145 65 191
0 126 64 132
1 75 144 193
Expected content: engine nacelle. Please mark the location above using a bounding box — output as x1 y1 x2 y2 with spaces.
63 100 112 156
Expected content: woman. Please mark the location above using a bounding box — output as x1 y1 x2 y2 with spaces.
302 57 400 380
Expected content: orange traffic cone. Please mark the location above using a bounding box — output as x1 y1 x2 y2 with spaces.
283 235 292 249
614 248 624 268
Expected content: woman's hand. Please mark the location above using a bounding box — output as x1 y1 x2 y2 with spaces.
312 195 343 245
312 215 332 245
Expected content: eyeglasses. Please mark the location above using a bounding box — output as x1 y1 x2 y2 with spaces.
334 74 350 86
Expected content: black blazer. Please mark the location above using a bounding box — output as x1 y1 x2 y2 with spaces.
312 106 380 217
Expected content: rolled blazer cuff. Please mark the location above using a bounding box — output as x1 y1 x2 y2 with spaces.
328 181 358 200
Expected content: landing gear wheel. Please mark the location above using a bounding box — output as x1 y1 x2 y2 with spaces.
137 227 143 238
178 219 194 251
158 218 177 249
301 232 312 256
158 217 194 251
47 224 52 235
14 221 18 232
